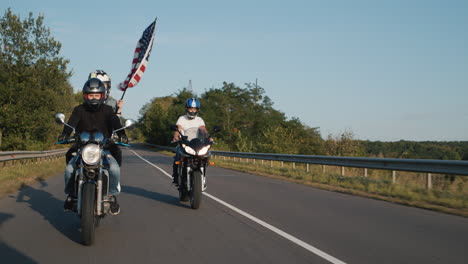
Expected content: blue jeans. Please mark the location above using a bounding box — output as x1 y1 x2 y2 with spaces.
64 152 121 196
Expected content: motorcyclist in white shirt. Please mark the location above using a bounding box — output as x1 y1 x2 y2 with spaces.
171 98 211 185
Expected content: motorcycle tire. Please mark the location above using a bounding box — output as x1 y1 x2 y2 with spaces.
81 182 96 246
190 171 202 209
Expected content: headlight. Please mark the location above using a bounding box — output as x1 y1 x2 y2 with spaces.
183 145 197 155
80 132 91 143
82 144 101 165
93 132 104 143
198 145 211 156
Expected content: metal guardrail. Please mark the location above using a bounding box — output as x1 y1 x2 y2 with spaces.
211 151 468 176
0 149 68 157
0 148 68 166
144 143 468 176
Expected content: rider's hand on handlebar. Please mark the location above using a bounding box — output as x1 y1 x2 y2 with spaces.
119 135 128 144
57 133 68 142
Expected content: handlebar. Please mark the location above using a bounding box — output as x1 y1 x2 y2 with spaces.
55 138 130 147
55 139 75 144
115 142 131 147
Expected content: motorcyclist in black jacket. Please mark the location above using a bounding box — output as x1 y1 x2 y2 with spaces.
58 78 127 214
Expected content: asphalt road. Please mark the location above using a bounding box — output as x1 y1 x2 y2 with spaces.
1 144 467 264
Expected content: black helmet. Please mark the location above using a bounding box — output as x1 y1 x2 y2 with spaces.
83 78 106 111
185 98 200 119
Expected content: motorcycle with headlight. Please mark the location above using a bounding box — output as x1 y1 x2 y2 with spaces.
170 124 220 209
55 113 135 246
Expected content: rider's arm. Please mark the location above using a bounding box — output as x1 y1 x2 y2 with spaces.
199 125 214 142
199 125 208 136
172 125 182 142
116 100 123 116
62 106 81 136
110 110 126 138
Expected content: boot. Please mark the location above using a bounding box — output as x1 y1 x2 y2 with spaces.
110 195 120 215
64 195 76 212
172 163 179 185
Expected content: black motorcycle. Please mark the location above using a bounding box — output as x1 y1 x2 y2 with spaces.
55 113 134 245
170 125 220 209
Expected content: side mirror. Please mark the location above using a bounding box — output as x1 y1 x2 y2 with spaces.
169 124 178 131
212 126 221 133
55 113 66 125
124 119 136 130
55 112 76 134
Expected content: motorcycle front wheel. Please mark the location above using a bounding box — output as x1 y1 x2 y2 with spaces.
190 170 202 209
81 182 96 246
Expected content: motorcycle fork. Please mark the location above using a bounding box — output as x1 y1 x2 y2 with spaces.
200 166 206 191
186 166 192 190
76 167 84 215
187 164 206 191
96 165 103 216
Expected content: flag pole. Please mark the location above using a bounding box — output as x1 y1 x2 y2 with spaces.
119 88 127 102
116 17 157 113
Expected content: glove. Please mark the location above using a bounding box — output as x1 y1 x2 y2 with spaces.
119 135 128 144
58 134 68 142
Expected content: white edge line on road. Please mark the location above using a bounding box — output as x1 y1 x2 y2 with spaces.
129 149 346 264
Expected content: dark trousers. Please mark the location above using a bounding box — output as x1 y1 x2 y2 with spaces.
172 145 181 177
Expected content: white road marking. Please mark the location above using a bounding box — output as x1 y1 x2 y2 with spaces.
130 149 346 264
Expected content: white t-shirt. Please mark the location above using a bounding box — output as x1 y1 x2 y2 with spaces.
176 115 206 140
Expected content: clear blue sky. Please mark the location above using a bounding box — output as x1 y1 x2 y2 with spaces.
4 0 468 141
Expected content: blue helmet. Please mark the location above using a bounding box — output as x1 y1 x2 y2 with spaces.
185 98 200 119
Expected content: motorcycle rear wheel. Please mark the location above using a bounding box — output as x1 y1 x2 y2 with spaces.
81 182 96 246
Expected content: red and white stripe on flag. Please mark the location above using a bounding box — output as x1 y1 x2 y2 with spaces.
119 19 157 91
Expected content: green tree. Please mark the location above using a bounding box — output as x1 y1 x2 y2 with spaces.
324 130 363 157
0 8 74 150
138 82 324 155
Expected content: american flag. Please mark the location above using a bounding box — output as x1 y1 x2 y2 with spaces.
119 19 157 91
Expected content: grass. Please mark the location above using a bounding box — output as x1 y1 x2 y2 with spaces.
4 147 465 217
153 149 468 217
0 157 65 198
210 156 468 217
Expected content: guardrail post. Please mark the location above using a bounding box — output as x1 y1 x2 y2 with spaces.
293 162 295 169
426 173 432 190
281 161 284 168
270 160 273 168
261 160 264 166
341 166 345 176
322 165 326 173
364 168 368 177
392 171 396 183
306 164 309 173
